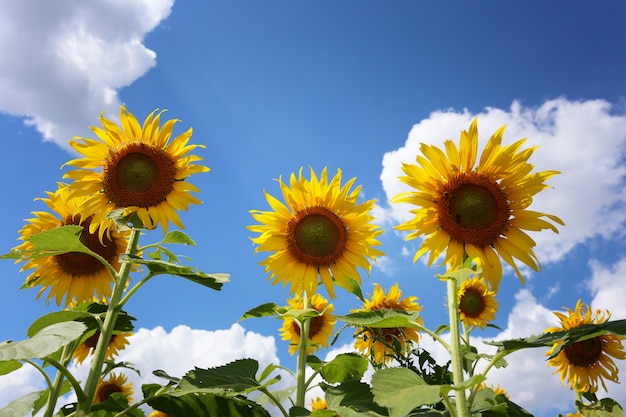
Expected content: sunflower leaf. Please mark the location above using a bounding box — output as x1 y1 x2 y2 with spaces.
576 398 623 417
180 358 264 394
1 225 96 260
0 391 41 417
120 254 229 290
324 380 387 416
0 360 22 376
0 321 86 361
338 309 422 329
486 319 626 356
161 230 196 246
239 303 282 321
370 368 442 417
316 353 369 384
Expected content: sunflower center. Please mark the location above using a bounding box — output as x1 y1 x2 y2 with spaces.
103 143 176 208
459 288 486 318
97 383 123 402
84 331 101 349
286 206 347 266
54 216 118 276
438 173 510 247
564 337 604 367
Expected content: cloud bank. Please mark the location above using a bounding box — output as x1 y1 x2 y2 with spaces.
0 0 173 149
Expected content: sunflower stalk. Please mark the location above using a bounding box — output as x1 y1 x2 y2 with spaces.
295 294 311 408
447 277 470 417
77 228 141 415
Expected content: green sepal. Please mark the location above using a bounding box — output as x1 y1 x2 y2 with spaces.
120 254 229 291
371 368 442 417
0 321 86 361
339 309 422 329
142 383 271 417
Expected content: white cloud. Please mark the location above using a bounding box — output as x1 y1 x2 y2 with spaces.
379 98 626 266
588 257 626 319
0 0 173 149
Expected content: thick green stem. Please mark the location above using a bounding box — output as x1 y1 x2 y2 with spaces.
295 293 311 408
77 228 141 416
447 278 470 417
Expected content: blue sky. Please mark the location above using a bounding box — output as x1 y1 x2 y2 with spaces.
1 1 626 415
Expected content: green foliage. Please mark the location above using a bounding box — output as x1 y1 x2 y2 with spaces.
143 383 271 417
179 358 279 394
307 353 368 384
120 254 229 290
0 321 86 361
1 225 94 261
0 392 41 417
0 359 22 375
370 368 442 417
324 380 387 416
339 309 422 329
578 398 624 417
239 303 284 320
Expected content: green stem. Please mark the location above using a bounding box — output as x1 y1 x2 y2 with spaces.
77 228 141 416
258 387 290 417
118 273 155 308
43 356 87 402
415 324 451 352
447 278 470 417
295 293 311 408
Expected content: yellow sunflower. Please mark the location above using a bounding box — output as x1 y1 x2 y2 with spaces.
94 373 133 403
310 397 328 411
477 382 509 398
353 283 423 365
546 300 626 393
280 293 336 355
73 330 132 364
64 105 209 235
15 184 128 306
148 412 170 417
249 167 384 297
458 276 498 329
391 118 564 291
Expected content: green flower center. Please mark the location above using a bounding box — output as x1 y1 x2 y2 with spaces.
103 142 177 208
438 172 510 246
564 337 603 367
459 287 485 318
449 184 498 230
287 206 347 266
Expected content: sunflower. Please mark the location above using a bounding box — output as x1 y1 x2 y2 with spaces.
280 293 336 355
94 373 133 403
391 118 564 291
63 105 209 235
546 300 626 393
310 397 329 411
249 167 384 297
458 276 498 329
73 330 132 364
353 283 423 365
477 382 509 398
148 412 170 417
15 184 128 306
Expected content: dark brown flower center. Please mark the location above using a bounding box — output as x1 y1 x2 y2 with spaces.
96 382 123 402
286 206 347 266
54 215 118 276
437 173 510 247
102 142 177 208
459 287 486 318
564 337 604 367
84 331 101 349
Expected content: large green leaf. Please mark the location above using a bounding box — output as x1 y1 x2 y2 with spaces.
120 254 229 290
0 392 41 417
578 398 624 417
161 230 196 246
309 353 368 384
239 303 283 321
487 320 626 357
143 383 270 417
324 380 387 415
180 359 264 394
371 368 441 417
0 321 86 361
339 310 422 329
1 225 94 260
0 360 22 376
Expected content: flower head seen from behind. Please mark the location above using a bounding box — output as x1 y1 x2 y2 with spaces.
280 293 336 355
458 276 498 330
73 331 132 365
15 185 128 306
94 373 133 403
353 283 423 366
392 119 564 291
64 105 209 235
546 300 626 393
249 167 384 297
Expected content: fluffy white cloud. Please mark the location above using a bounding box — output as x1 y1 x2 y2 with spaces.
0 0 173 149
379 99 626 266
